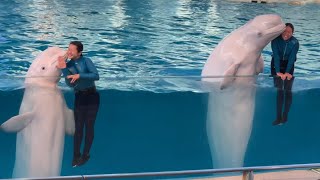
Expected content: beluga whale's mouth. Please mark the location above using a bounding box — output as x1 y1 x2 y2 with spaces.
263 23 286 36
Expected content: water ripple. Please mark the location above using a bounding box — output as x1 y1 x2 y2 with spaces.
0 0 319 91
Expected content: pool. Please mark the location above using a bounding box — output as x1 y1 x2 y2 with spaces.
0 0 320 179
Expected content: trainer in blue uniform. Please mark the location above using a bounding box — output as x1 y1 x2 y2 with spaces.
57 41 100 167
270 23 299 125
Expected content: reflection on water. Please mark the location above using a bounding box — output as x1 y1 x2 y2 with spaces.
0 75 319 92
0 1 319 179
0 0 319 91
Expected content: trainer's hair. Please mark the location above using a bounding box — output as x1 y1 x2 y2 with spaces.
285 23 294 33
69 41 83 55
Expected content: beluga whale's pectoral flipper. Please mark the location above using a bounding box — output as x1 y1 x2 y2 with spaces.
65 108 75 135
220 63 240 90
1 111 34 132
256 55 264 74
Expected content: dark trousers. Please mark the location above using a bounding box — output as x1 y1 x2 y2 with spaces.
73 87 100 158
271 58 294 120
273 77 294 119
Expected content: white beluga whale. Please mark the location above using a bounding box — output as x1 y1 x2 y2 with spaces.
201 14 285 168
0 47 75 178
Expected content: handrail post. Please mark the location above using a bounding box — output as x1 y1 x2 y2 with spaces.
242 170 254 180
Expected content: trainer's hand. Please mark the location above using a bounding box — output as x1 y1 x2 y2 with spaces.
56 56 67 69
276 72 286 80
67 74 80 83
284 73 293 80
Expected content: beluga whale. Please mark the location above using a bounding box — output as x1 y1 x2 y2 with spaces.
201 14 285 168
1 47 75 178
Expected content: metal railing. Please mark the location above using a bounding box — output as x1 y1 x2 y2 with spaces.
3 163 320 180
9 74 320 79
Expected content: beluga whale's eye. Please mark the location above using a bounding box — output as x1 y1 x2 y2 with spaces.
41 67 46 70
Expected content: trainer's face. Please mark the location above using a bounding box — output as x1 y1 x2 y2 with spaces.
281 26 293 41
68 44 82 60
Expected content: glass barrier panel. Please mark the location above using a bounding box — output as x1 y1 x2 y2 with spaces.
0 75 319 179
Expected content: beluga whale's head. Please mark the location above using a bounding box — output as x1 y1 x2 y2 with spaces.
242 14 286 50
25 47 66 87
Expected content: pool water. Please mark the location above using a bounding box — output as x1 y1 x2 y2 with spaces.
0 0 320 179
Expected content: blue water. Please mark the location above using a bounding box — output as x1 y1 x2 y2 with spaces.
0 0 320 179
0 0 320 87
1 84 320 179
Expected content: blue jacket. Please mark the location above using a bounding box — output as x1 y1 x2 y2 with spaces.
61 56 99 91
271 35 299 73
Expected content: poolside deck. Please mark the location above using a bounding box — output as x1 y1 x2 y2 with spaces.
198 169 320 180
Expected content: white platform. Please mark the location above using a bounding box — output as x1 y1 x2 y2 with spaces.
197 169 320 180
